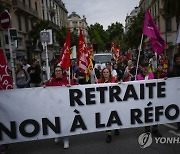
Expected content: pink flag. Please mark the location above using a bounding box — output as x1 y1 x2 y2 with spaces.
143 10 166 55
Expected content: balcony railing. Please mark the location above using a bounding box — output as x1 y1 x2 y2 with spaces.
12 0 38 18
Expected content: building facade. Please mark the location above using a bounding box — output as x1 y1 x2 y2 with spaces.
41 0 68 28
0 0 41 62
0 0 68 64
68 11 90 45
40 0 68 62
125 6 140 33
139 0 178 63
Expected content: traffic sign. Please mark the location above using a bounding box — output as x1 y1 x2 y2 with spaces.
41 50 54 61
0 11 11 30
40 31 50 43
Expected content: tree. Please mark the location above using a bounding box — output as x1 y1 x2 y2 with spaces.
56 27 68 48
123 10 145 50
56 27 78 48
28 20 50 47
88 23 108 52
106 22 124 45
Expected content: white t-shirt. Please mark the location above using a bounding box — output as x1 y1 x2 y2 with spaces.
23 64 30 72
145 75 149 80
111 69 117 77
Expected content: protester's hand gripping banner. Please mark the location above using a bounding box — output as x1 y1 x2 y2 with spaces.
0 77 180 144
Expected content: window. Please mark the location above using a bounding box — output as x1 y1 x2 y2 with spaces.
35 2 38 11
25 17 29 32
42 9 45 20
30 19 33 30
73 21 78 27
50 0 52 7
17 14 22 31
5 35 9 45
18 37 23 47
47 13 49 20
165 17 172 32
29 0 31 8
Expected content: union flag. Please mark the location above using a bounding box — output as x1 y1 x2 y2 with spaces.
57 29 71 70
78 29 89 74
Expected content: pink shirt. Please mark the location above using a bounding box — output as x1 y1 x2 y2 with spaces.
136 72 154 80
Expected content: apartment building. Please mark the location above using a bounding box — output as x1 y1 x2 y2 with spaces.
139 0 178 62
68 11 90 45
0 0 68 63
125 6 140 33
41 0 68 28
0 0 41 61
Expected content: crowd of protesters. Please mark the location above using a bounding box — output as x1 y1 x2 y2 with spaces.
0 51 180 153
28 52 180 129
12 52 180 136
12 51 177 87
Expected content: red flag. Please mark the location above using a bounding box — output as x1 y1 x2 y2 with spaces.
115 44 121 61
111 42 115 51
78 29 89 74
57 29 71 70
115 48 120 61
143 10 166 55
111 42 116 60
89 43 93 59
0 48 13 90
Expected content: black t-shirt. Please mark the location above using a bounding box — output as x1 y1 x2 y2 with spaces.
168 65 180 77
75 70 86 85
28 66 42 83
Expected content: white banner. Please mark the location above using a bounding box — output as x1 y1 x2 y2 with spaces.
0 77 180 144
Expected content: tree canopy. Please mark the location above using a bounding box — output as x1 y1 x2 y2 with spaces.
88 23 108 51
123 10 145 50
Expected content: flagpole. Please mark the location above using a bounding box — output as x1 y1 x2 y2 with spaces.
68 67 71 85
135 34 144 80
8 29 16 88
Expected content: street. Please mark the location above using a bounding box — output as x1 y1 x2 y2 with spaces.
5 123 180 154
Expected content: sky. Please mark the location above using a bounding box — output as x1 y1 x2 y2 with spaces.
62 0 140 30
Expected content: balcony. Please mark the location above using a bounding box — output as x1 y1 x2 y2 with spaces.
12 0 38 18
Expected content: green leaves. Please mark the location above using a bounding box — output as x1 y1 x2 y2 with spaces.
123 10 145 50
88 23 108 51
